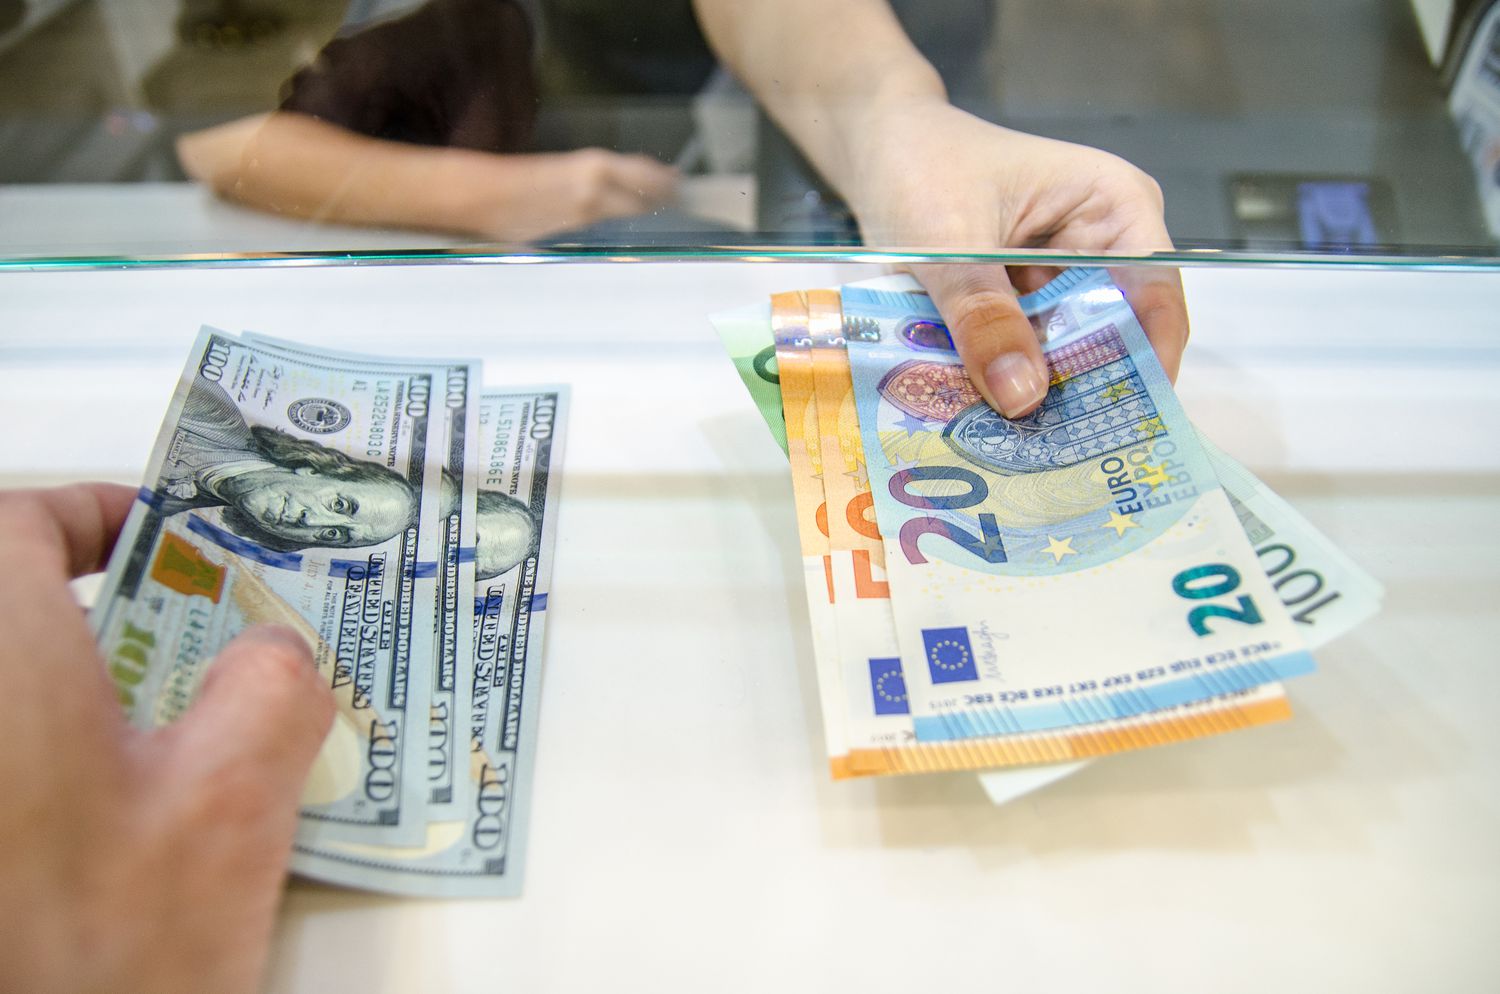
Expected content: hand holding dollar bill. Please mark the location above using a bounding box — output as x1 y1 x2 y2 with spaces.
92 329 568 897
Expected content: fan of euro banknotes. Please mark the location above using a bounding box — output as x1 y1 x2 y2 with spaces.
713 269 1383 798
91 329 566 897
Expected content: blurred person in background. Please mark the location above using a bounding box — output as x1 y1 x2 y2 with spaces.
176 0 683 244
179 0 1187 420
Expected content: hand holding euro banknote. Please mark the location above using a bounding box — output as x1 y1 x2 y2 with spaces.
713 268 1381 796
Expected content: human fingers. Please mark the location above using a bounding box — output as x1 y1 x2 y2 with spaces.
0 486 138 743
1006 264 1066 295
1110 264 1190 382
601 152 679 206
1099 200 1189 381
590 182 662 223
159 625 333 816
0 482 137 579
132 626 332 994
555 149 674 226
913 263 1049 418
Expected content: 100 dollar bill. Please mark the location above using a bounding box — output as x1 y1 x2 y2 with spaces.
291 387 568 897
244 332 481 819
94 329 447 846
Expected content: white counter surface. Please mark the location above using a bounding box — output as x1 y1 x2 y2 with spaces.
1 259 1496 993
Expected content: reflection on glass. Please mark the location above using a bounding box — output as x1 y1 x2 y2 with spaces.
0 0 1495 258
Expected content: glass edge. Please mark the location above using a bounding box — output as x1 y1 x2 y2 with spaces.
3 244 1500 272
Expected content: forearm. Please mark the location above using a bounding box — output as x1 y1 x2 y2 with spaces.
692 0 946 197
176 113 503 237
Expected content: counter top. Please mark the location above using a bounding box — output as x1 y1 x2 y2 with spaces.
1 259 1495 993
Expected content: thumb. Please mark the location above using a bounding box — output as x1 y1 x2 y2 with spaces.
166 625 334 810
914 263 1049 418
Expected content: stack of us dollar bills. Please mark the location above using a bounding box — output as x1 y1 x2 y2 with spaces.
92 329 567 897
713 269 1382 797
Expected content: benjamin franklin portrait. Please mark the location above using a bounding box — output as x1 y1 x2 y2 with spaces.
474 488 535 581
156 377 419 552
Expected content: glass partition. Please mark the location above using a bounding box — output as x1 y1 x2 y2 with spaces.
2 0 1499 264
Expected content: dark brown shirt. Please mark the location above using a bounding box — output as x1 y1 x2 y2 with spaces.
279 0 538 153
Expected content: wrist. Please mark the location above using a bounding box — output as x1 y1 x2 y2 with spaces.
824 72 947 201
835 92 967 223
422 149 516 238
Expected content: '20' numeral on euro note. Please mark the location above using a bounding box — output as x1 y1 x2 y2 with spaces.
1172 563 1264 636
889 466 1008 566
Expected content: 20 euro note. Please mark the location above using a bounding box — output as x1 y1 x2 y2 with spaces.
833 281 1379 784
822 285 1300 774
93 329 447 846
844 270 1316 743
718 284 1295 781
243 332 481 820
291 387 568 897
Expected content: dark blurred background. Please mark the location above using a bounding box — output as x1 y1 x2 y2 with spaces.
0 0 1495 252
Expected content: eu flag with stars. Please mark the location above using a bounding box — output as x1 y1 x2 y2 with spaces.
922 626 978 684
868 657 910 715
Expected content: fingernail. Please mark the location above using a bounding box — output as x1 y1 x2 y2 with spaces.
984 353 1047 417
